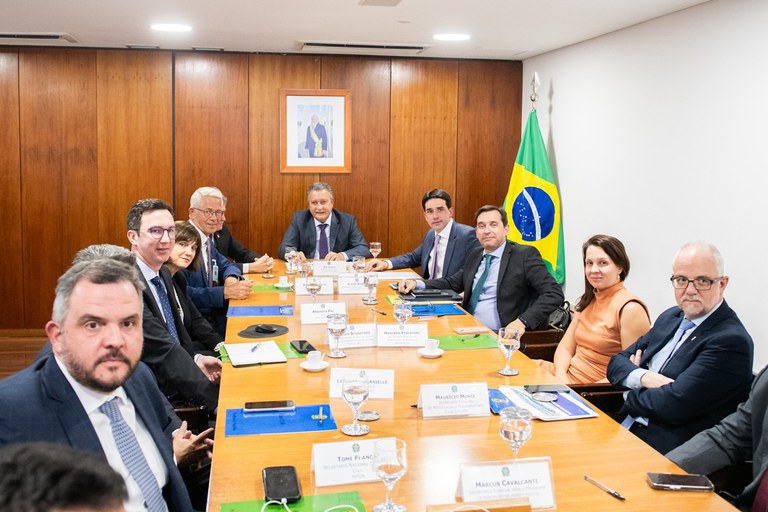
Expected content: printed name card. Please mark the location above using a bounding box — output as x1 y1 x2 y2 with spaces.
300 302 346 324
459 457 556 509
312 438 387 486
329 368 395 399
313 261 352 275
294 277 334 296
376 324 429 347
337 273 369 294
419 382 490 419
328 323 377 348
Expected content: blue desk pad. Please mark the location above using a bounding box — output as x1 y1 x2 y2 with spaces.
226 305 294 317
225 404 337 436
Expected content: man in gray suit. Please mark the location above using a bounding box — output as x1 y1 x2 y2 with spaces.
367 189 479 278
278 182 369 262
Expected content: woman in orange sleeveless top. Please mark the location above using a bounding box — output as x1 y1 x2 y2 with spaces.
539 235 651 384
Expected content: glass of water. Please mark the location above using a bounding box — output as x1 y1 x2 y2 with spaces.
285 250 298 275
497 327 521 376
298 260 312 279
327 313 347 358
369 242 381 259
499 406 532 458
341 372 371 436
393 303 412 329
362 272 379 305
372 438 408 512
352 255 366 273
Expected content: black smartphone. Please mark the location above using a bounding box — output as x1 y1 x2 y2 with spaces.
646 472 714 492
289 339 316 354
243 400 295 413
263 465 302 503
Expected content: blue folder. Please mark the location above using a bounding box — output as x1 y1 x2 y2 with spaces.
225 404 338 436
411 304 465 316
227 305 294 317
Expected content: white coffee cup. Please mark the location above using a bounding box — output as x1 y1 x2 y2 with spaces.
307 350 323 365
278 276 288 285
425 338 440 353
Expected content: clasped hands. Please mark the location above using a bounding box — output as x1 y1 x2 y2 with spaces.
223 276 253 300
293 250 346 262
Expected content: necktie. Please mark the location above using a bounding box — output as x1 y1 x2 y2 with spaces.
205 238 213 287
150 276 179 343
657 318 696 373
318 224 329 259
467 254 493 314
752 468 768 511
429 234 441 279
99 398 166 512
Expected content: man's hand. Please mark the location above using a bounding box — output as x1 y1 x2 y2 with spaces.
324 252 345 261
250 254 275 273
398 279 417 293
366 259 389 272
295 251 307 261
196 355 222 384
503 319 527 339
223 278 252 300
173 421 214 471
629 349 643 366
640 371 675 389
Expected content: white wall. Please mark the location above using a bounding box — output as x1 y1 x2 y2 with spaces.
522 0 768 369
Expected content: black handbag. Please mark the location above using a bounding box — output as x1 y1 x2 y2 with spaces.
548 301 572 331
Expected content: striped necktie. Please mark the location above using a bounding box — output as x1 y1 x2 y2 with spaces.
150 276 179 343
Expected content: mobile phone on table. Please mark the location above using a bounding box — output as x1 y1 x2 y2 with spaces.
243 400 295 413
263 465 302 502
289 339 316 354
646 472 714 492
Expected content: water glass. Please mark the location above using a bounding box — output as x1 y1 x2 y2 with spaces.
306 277 321 301
352 255 366 273
362 272 379 305
341 372 370 436
393 303 412 329
369 242 381 259
497 327 521 376
327 313 348 358
499 406 533 458
372 438 407 512
285 250 298 274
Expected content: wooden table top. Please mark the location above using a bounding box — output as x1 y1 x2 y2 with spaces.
209 265 735 511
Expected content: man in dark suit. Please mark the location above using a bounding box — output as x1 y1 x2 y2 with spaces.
607 242 753 455
127 199 221 410
0 258 194 511
398 205 564 335
304 114 328 158
278 181 369 262
367 188 479 278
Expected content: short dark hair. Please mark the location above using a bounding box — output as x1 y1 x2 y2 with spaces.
474 205 508 227
421 189 452 210
126 198 174 232
0 442 127 511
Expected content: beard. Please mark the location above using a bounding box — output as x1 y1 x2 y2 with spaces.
61 346 137 393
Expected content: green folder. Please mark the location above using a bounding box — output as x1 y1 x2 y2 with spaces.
221 491 366 512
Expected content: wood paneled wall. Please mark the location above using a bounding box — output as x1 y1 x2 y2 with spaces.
0 47 522 329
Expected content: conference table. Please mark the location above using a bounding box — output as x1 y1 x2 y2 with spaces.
208 264 735 511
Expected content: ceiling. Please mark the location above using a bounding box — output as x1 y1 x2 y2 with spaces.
2 0 711 60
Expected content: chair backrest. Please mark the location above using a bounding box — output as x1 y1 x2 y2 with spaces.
519 329 565 362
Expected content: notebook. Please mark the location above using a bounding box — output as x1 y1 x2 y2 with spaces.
223 340 288 367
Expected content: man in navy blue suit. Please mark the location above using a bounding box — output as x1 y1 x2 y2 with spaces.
607 242 753 454
367 189 479 278
0 258 194 511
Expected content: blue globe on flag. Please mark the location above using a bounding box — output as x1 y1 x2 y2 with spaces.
511 187 555 242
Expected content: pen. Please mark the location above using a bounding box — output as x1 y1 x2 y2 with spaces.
250 344 261 353
584 475 625 501
318 406 324 425
371 307 387 316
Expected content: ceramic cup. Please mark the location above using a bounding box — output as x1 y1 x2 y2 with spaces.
425 338 440 353
307 350 323 365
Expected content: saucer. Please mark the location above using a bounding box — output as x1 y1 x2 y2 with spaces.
299 360 329 372
417 348 444 359
274 283 293 290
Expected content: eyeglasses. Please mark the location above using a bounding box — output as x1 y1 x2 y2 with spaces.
670 276 722 291
145 227 176 240
193 208 226 219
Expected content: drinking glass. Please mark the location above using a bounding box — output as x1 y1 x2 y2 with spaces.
298 260 312 279
372 438 408 512
352 255 366 274
262 258 275 279
327 313 348 358
393 303 412 329
497 327 520 376
499 406 533 458
369 242 382 259
285 250 298 275
341 372 371 436
362 272 379 305
306 277 321 301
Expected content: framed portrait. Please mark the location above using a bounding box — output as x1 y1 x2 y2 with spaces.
280 89 351 174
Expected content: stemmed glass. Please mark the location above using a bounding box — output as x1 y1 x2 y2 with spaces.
372 438 408 512
362 272 379 305
340 372 370 436
393 303 412 330
497 327 521 376
285 250 299 275
298 260 312 279
262 258 275 279
369 242 381 260
352 255 366 274
306 277 321 301
499 406 533 458
326 313 348 358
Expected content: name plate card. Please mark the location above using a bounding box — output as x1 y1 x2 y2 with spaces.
312 438 387 487
337 273 368 294
329 368 395 399
376 324 429 347
327 323 377 348
294 277 334 296
300 302 346 325
419 382 490 419
459 457 556 509
313 261 352 276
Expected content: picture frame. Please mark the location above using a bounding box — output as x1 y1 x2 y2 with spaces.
280 89 351 174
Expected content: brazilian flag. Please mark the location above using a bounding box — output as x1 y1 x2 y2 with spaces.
503 110 565 284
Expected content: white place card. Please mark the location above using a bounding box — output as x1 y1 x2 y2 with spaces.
419 382 490 419
337 273 369 294
329 368 395 399
312 438 386 487
313 261 352 275
294 277 334 295
327 323 377 348
459 457 556 509
376 323 428 347
300 302 347 324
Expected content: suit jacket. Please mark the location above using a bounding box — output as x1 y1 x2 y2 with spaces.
139 266 219 409
182 236 241 315
607 301 753 454
389 221 480 278
667 367 767 509
425 241 564 330
214 223 261 272
0 356 194 511
278 209 369 261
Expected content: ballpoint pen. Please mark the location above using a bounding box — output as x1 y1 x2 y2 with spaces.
250 344 261 353
584 475 625 501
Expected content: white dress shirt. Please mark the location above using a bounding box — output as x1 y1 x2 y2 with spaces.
428 219 454 279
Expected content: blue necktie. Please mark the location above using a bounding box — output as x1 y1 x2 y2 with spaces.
318 224 329 259
99 398 166 512
467 254 493 314
150 276 179 343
